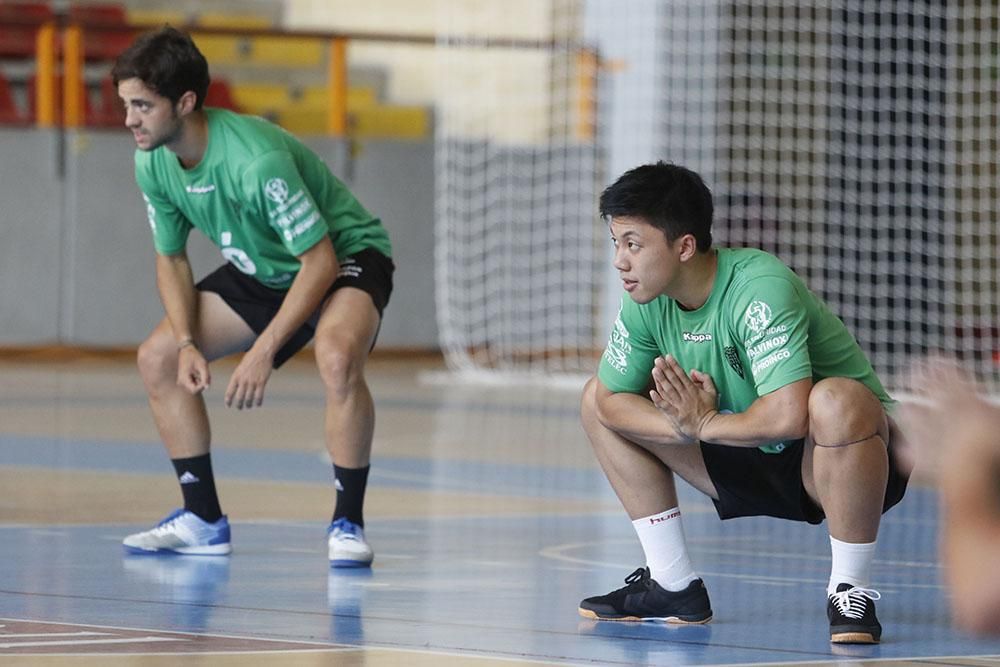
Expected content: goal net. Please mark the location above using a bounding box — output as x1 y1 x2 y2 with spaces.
432 0 603 380
434 1 1000 387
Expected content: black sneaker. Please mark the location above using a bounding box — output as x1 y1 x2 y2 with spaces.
827 583 882 644
578 567 712 623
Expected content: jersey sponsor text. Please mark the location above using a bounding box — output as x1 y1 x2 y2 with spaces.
747 333 789 359
682 331 713 343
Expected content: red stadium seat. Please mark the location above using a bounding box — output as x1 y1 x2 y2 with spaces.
204 78 240 111
68 3 134 61
88 76 124 127
0 2 54 59
0 71 27 124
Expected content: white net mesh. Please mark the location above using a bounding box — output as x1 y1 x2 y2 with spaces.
433 0 603 378
434 1 1000 386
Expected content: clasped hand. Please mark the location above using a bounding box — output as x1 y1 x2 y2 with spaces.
650 354 719 443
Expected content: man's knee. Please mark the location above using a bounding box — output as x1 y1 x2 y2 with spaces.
136 331 176 387
580 376 611 434
808 377 884 437
315 337 366 394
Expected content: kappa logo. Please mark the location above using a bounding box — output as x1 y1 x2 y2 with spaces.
744 300 773 333
724 345 745 379
682 331 713 343
264 177 290 204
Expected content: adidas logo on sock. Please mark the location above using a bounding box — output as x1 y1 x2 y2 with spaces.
179 471 201 485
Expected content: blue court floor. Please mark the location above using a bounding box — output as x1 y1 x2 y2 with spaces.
1 355 998 665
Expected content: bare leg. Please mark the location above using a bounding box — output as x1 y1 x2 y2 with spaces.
803 378 889 543
136 292 255 459
579 377 714 620
314 288 381 470
581 377 717 518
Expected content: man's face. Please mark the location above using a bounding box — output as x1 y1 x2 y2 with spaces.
117 78 183 151
609 216 681 304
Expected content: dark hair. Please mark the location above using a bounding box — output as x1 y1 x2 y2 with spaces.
111 26 210 109
599 161 714 252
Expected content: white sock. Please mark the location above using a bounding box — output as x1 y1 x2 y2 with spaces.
828 536 877 595
632 507 698 591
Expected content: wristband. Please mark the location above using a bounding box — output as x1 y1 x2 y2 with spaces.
177 337 196 351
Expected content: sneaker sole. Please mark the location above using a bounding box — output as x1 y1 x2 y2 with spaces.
578 608 712 624
123 543 232 556
330 558 373 568
831 631 879 644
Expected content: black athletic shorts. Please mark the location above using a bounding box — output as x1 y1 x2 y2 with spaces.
195 248 394 368
701 435 909 525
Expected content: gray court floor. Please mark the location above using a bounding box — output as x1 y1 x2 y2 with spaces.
1 355 998 665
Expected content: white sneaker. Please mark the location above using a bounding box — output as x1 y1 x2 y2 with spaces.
123 509 232 556
327 517 374 568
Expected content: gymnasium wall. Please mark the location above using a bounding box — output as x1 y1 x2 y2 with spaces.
0 126 438 350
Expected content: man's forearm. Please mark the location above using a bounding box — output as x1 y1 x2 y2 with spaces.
942 454 1000 633
597 391 690 446
254 241 338 355
155 253 199 343
698 408 808 447
698 380 811 446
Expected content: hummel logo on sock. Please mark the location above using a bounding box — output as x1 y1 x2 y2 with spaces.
178 471 201 485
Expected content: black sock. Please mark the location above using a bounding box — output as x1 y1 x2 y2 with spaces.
171 454 223 523
332 464 370 527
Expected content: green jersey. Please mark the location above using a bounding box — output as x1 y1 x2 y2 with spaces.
597 247 891 453
134 108 392 290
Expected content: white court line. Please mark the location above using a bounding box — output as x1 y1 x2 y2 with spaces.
0 632 109 638
0 617 575 665
0 636 184 649
706 654 1000 667
538 540 944 590
693 546 940 569
0 617 345 648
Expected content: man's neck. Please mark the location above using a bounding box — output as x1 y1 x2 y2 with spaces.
169 110 209 169
673 250 719 311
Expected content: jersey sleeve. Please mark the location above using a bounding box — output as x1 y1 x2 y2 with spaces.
242 151 330 257
134 157 191 255
597 297 661 394
732 276 813 395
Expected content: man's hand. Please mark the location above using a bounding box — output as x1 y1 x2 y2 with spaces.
177 344 211 394
225 343 275 410
896 356 1000 482
650 354 719 443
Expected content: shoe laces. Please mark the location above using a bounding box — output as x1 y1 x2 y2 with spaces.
330 518 362 540
614 567 653 592
830 587 881 620
151 509 188 533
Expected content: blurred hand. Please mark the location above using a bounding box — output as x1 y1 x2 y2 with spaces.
895 356 1000 483
177 345 210 394
224 344 274 410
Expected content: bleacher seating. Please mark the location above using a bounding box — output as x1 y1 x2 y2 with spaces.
88 76 123 127
68 3 134 61
0 3 431 139
0 71 27 124
0 1 53 59
203 78 239 112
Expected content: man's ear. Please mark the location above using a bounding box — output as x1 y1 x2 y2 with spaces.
677 233 699 262
175 90 198 116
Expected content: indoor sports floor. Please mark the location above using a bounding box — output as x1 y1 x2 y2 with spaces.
1 353 998 666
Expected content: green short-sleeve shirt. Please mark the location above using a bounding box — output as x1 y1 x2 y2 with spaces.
135 108 391 289
598 247 892 453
